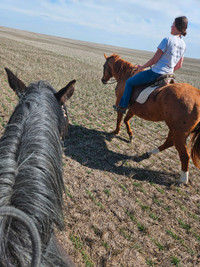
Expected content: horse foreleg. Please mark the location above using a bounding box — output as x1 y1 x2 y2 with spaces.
174 134 190 184
148 130 174 156
111 111 123 135
124 109 135 142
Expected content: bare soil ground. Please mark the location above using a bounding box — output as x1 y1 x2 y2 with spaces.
0 26 200 267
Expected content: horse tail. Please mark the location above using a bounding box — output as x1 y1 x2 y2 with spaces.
190 122 200 169
0 206 41 267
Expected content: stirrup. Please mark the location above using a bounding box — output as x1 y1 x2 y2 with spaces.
113 105 117 111
116 106 126 114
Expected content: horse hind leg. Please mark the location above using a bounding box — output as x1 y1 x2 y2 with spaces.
148 130 174 156
147 130 189 184
173 133 190 184
124 109 135 142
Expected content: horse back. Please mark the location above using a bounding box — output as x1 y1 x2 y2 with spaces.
129 83 200 124
156 83 200 130
158 83 200 105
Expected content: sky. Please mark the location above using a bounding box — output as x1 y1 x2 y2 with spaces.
0 0 199 59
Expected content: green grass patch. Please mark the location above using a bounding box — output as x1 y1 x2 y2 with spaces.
125 210 137 222
177 218 191 231
137 223 147 233
65 186 73 198
0 117 5 127
102 241 109 250
103 188 111 196
146 258 156 266
171 256 181 266
119 184 128 192
70 234 94 267
149 212 159 221
86 189 104 209
166 229 181 240
156 187 165 194
120 228 132 241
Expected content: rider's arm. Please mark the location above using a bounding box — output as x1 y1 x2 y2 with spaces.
174 57 184 71
138 49 163 70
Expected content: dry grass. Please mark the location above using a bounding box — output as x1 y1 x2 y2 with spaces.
0 26 200 267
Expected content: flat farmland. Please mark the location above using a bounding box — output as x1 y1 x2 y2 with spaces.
0 26 200 267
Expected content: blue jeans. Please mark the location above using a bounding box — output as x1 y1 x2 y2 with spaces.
119 69 161 108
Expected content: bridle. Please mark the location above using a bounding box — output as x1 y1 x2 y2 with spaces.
62 104 68 118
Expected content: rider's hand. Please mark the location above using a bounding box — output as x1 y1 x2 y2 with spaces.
137 65 144 70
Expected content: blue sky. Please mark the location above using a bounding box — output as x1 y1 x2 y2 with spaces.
0 0 199 59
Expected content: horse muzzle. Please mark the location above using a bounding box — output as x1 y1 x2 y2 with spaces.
101 78 107 84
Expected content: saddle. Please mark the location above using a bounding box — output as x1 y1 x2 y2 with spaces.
131 74 175 104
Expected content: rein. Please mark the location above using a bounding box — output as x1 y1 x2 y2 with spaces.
104 79 118 84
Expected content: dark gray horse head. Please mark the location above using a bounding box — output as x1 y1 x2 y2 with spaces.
5 67 75 139
5 67 75 102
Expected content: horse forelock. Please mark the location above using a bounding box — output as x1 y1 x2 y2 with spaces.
109 54 120 60
0 80 66 264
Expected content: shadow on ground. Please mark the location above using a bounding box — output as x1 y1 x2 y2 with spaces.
64 124 177 186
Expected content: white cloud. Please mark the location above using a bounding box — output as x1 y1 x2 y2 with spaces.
0 0 199 58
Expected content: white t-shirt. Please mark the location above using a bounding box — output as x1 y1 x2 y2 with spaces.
152 35 186 74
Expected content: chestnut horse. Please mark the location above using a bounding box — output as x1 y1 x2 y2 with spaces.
101 53 200 184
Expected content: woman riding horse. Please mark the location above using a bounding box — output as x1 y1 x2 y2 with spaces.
116 16 188 114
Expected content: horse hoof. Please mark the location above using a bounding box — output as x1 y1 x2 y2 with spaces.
179 171 189 184
147 148 159 156
129 136 133 142
111 130 119 135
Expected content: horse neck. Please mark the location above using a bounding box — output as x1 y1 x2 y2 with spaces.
112 59 137 81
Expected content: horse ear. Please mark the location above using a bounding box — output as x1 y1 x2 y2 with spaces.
55 79 76 104
104 53 108 59
5 68 26 98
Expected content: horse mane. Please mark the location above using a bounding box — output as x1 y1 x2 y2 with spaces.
110 54 138 80
0 81 66 265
